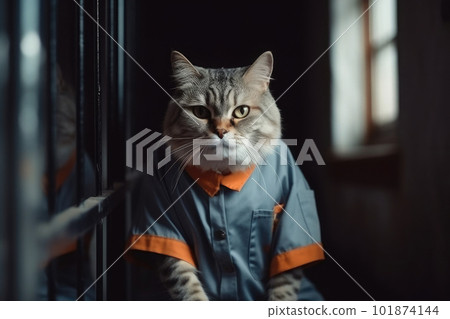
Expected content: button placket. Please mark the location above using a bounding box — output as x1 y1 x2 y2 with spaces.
209 188 237 299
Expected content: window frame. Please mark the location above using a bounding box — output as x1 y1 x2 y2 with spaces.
362 0 398 145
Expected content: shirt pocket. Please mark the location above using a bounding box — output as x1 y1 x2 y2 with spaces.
248 209 273 281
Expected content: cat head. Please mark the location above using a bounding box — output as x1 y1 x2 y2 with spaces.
163 51 281 173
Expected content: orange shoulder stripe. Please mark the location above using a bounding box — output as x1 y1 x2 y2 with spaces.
128 234 196 267
270 243 325 277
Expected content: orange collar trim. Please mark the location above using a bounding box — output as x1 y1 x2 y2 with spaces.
43 151 77 194
185 165 255 197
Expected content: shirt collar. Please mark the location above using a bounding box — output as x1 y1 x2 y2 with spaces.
185 165 255 197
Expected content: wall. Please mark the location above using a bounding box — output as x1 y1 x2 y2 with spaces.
319 0 450 300
397 0 450 299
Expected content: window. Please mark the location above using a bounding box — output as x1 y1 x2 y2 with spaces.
368 0 398 127
330 0 398 152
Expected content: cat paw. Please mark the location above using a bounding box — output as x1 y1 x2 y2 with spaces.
268 290 297 301
186 292 209 301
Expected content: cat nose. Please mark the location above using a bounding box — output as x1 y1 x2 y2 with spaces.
216 128 229 139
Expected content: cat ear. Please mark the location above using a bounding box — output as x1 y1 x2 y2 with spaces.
243 51 273 92
171 51 201 85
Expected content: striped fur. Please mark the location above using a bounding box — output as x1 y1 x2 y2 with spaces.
160 255 303 301
267 267 303 301
159 257 209 301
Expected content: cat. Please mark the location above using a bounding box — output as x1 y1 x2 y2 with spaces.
128 51 324 301
162 51 299 300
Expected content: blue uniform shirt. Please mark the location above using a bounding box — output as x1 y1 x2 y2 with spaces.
128 142 324 300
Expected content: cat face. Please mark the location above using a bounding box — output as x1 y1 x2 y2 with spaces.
163 51 281 173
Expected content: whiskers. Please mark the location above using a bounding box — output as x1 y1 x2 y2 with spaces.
161 137 207 192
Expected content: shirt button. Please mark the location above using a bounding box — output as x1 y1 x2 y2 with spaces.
214 230 227 240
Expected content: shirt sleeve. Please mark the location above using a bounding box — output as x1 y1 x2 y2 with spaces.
127 172 196 267
269 150 325 277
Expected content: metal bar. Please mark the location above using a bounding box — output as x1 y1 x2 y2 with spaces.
5 0 44 300
118 0 125 139
76 0 86 205
95 0 105 300
107 0 120 186
95 0 103 196
105 0 129 300
4 0 18 301
76 0 86 300
96 214 106 300
0 0 10 300
106 0 116 299
45 0 58 301
117 0 130 300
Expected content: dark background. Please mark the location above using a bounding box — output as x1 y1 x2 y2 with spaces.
127 1 331 147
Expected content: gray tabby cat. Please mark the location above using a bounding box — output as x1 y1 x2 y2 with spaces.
160 51 302 300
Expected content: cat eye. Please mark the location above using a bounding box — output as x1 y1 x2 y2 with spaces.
232 105 250 119
192 105 211 119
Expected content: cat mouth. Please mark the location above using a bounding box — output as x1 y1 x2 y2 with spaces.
201 137 237 150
